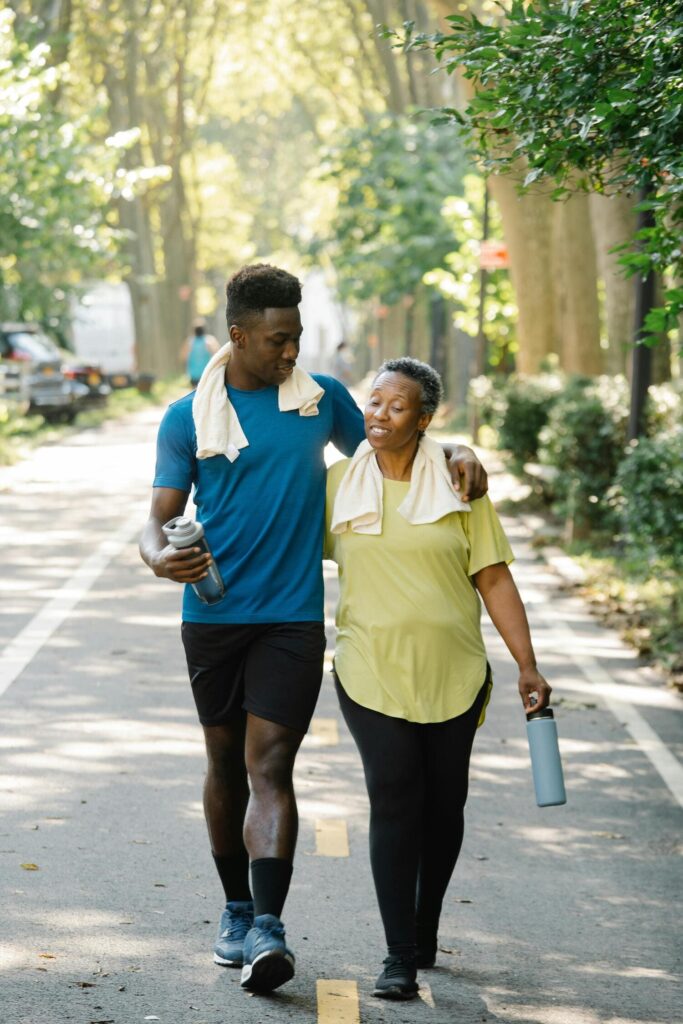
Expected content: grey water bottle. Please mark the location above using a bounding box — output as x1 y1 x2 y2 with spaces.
526 708 567 807
161 516 225 605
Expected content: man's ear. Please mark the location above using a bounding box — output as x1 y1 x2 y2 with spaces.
229 324 246 348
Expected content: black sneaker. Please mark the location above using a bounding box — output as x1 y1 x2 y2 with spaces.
372 955 419 1000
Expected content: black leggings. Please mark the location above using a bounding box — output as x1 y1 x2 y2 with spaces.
335 669 489 957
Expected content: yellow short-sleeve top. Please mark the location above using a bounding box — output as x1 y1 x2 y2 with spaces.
324 457 514 724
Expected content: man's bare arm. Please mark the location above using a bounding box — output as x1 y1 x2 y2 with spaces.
441 443 488 502
139 487 211 584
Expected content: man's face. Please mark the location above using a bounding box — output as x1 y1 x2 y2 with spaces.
230 307 302 388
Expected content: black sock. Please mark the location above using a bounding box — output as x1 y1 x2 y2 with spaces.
212 849 252 903
250 858 293 918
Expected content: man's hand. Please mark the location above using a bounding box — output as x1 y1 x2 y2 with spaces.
151 544 212 584
444 443 488 502
518 666 552 715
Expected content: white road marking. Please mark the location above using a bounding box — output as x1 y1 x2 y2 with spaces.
316 979 360 1024
533 605 683 809
0 514 143 698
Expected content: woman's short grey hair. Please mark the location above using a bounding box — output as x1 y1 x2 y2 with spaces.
376 357 443 415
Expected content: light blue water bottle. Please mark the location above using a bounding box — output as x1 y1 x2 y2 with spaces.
162 516 225 606
526 708 567 807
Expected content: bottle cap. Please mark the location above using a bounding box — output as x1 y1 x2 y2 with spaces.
527 707 554 722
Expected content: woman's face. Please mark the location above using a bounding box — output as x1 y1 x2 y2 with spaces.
364 371 432 451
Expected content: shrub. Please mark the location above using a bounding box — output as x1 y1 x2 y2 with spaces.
614 428 683 565
646 380 683 435
538 375 630 531
468 369 564 464
497 372 564 464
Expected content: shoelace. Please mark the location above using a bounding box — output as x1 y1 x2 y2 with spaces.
222 908 253 940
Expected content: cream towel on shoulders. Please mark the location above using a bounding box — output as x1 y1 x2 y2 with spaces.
192 342 324 462
330 434 470 535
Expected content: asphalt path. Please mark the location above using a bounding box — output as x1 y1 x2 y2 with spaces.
1 408 681 1024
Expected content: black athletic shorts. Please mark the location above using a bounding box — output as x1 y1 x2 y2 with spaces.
181 621 327 734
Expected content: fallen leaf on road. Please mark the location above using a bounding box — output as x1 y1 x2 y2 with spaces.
455 898 473 903
74 981 97 988
144 1016 160 1020
131 839 151 845
89 1020 114 1023
118 986 126 992
195 891 206 899
593 831 625 840
36 967 48 972
21 863 39 870
153 883 166 887
38 953 56 959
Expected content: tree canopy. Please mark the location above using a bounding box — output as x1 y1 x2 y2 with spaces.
0 9 122 329
399 0 683 339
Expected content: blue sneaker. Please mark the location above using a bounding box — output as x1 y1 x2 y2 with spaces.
240 914 295 992
213 900 254 967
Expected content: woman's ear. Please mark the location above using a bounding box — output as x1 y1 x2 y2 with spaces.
418 412 433 433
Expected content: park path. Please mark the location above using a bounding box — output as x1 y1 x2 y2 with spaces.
0 407 681 1024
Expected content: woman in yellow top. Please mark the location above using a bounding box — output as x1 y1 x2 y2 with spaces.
325 357 551 1001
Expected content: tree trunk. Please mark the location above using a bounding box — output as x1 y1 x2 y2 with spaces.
552 193 602 375
487 174 556 372
589 190 637 374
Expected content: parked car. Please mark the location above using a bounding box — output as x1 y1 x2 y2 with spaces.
0 322 90 422
45 341 112 410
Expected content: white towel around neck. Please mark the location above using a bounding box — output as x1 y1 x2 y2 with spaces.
192 342 324 462
330 434 470 535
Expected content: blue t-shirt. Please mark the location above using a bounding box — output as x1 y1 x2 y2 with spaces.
153 374 364 624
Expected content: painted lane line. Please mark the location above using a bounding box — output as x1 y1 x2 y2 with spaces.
310 718 339 745
315 819 349 857
316 979 360 1024
533 605 683 810
0 515 143 698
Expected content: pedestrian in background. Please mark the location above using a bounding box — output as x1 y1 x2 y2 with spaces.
180 318 219 387
325 356 551 1001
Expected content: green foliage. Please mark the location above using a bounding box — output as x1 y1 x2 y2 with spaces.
398 0 683 340
614 428 683 564
469 367 564 464
538 375 631 529
0 10 124 332
426 174 517 367
312 114 468 305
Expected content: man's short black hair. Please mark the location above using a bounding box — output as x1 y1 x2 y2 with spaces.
226 264 302 328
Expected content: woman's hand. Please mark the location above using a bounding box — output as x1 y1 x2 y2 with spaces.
518 666 552 714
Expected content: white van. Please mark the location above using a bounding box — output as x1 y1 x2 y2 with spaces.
71 283 137 386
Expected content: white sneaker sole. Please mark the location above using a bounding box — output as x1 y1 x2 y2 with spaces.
213 951 242 967
240 949 295 992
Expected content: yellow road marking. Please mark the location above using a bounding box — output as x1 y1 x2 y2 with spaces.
317 979 360 1024
418 981 436 1007
315 818 349 857
310 718 339 745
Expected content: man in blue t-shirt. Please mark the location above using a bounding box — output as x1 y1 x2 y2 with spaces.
139 264 488 995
